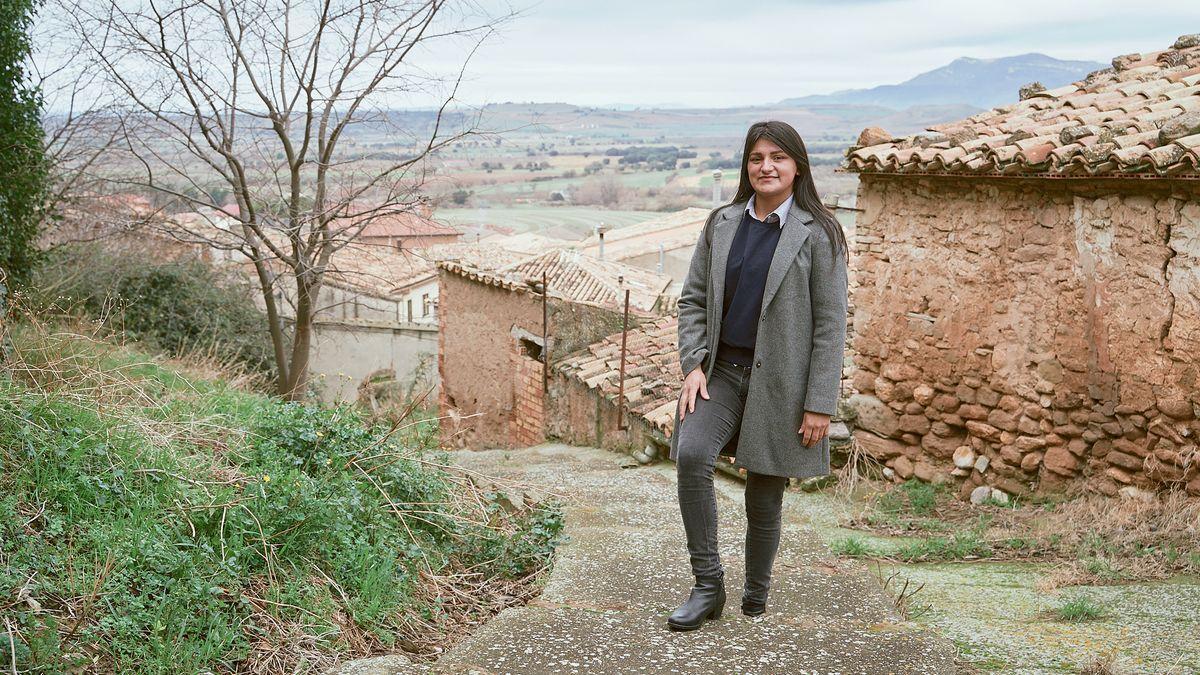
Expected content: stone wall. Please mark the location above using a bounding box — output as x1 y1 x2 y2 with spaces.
848 174 1200 499
543 372 654 454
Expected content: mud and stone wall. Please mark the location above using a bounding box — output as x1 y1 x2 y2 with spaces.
848 174 1200 499
437 269 636 450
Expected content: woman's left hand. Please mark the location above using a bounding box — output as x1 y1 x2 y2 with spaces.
798 411 831 447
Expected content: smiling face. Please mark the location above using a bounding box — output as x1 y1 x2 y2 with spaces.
746 137 798 202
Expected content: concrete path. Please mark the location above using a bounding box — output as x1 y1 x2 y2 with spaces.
329 442 957 674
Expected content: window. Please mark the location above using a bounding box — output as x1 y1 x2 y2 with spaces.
406 299 413 322
421 293 430 317
520 337 544 362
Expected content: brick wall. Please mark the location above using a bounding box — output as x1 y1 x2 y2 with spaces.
511 344 545 446
849 174 1200 499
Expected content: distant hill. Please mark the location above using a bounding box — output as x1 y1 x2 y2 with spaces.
784 53 1107 110
461 101 983 142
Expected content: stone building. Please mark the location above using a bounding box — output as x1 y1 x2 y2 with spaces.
842 35 1200 498
437 249 674 450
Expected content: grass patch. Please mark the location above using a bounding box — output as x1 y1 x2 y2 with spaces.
1044 595 1110 623
876 479 945 517
829 471 1199 583
832 536 876 557
0 325 565 672
1082 557 1127 582
895 530 992 562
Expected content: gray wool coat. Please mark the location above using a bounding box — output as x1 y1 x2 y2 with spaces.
668 199 849 478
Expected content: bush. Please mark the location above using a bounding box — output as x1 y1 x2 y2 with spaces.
29 243 278 379
0 0 47 288
0 335 565 671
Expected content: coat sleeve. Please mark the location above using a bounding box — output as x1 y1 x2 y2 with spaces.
804 226 848 416
677 212 715 377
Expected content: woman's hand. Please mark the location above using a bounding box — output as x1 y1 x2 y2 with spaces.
799 410 831 447
677 366 709 421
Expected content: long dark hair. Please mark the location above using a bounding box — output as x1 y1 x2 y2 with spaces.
716 120 848 262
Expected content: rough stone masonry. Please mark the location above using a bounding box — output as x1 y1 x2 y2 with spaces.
847 175 1200 500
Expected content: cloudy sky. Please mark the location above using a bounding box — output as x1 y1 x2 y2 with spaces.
426 0 1200 108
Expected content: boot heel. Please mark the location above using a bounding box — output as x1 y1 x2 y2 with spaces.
708 605 723 620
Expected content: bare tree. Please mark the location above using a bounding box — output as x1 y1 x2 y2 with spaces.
57 0 515 399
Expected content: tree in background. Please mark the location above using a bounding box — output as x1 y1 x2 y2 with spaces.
59 0 514 400
0 0 48 288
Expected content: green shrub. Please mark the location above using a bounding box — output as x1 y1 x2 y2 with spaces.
0 0 47 289
0 341 564 671
29 242 278 378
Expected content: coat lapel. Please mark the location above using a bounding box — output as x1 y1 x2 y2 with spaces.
760 201 813 312
708 202 743 333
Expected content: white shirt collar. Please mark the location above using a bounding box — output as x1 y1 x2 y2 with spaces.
745 193 793 228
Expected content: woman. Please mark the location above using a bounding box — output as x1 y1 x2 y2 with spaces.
667 120 849 631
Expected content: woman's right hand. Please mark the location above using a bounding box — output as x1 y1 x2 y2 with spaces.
678 365 710 421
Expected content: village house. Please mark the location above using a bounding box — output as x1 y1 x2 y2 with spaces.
350 198 461 251
550 316 683 461
246 239 540 404
842 34 1200 499
437 248 675 449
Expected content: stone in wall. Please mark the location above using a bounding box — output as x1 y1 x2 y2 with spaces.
848 175 1200 499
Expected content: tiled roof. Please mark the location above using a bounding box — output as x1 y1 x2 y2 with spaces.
844 34 1200 178
485 231 565 255
324 243 437 298
556 315 682 437
337 205 460 239
571 208 711 261
498 249 674 313
438 247 673 314
425 241 536 271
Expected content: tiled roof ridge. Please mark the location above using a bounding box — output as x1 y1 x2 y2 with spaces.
844 33 1200 178
436 255 662 314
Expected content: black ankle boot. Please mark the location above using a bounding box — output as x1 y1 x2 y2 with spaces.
667 573 726 631
741 595 767 617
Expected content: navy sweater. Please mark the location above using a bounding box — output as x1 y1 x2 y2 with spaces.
717 209 784 366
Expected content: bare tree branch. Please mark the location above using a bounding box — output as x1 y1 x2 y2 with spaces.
49 0 517 399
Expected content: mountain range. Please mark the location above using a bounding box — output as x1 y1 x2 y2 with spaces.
783 53 1107 110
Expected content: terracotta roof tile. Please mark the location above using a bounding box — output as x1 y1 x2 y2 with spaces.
556 316 683 437
438 247 674 314
844 34 1200 178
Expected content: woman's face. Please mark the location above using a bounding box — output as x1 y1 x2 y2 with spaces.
746 137 797 201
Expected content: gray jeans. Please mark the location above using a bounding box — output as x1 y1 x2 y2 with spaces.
674 358 788 595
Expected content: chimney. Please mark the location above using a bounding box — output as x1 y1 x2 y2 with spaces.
657 243 665 274
596 222 610 260
712 169 723 206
